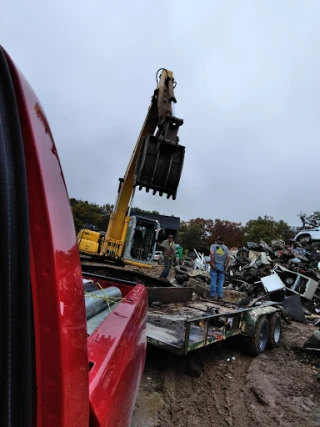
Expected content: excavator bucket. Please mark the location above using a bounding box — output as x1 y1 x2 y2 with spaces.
135 134 185 200
134 70 185 200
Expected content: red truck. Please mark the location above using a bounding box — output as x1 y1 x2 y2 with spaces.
0 46 148 426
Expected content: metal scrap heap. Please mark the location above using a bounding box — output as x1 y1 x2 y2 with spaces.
227 239 320 305
174 240 320 322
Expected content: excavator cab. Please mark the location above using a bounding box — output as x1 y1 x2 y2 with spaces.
123 216 160 266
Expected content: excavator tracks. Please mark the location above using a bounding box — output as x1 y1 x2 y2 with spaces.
81 260 172 288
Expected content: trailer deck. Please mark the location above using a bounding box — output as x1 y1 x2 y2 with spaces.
81 274 281 356
147 287 279 354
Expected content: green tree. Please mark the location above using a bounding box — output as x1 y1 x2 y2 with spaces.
243 216 293 244
212 219 244 248
180 223 203 251
132 207 160 215
70 198 113 232
179 218 244 251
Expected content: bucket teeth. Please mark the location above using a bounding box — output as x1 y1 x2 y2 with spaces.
135 134 185 200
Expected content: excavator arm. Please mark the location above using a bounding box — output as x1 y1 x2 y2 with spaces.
101 69 185 260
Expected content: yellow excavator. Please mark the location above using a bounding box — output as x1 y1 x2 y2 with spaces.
77 69 185 268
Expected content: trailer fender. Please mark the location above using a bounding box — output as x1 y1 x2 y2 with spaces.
241 306 279 337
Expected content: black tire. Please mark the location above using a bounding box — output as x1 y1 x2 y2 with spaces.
175 273 189 284
236 249 248 261
0 48 35 425
245 316 269 356
175 274 184 283
267 312 282 349
175 265 193 275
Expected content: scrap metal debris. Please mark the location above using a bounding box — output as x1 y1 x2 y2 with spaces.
174 239 320 319
300 212 320 229
303 330 320 349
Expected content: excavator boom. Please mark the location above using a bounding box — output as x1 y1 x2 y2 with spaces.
102 69 185 260
77 69 185 267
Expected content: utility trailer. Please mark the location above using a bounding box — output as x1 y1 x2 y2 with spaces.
146 287 282 356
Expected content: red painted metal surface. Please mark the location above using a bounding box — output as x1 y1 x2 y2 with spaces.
4 48 147 427
86 280 147 426
5 50 90 427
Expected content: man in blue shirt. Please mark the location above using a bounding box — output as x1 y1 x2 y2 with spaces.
210 236 230 300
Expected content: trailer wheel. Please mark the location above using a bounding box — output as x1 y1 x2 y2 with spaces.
268 312 282 348
245 316 269 356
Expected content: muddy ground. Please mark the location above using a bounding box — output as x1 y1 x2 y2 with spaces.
129 262 176 282
131 282 320 427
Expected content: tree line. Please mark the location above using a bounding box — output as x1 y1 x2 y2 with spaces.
179 216 294 252
70 198 309 251
70 198 161 233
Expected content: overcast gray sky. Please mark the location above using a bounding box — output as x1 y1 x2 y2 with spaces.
2 0 320 226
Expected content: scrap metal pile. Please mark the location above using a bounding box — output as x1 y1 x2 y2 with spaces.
299 212 320 229
226 240 320 304
174 240 320 316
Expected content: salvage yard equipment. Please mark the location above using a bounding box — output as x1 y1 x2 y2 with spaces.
146 287 282 356
77 68 185 269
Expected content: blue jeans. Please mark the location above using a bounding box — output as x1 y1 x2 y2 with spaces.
210 263 224 298
160 258 172 279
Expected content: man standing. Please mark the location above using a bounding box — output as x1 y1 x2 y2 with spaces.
159 235 176 280
210 236 229 300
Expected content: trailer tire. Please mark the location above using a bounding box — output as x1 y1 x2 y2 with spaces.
268 312 282 349
245 316 269 356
